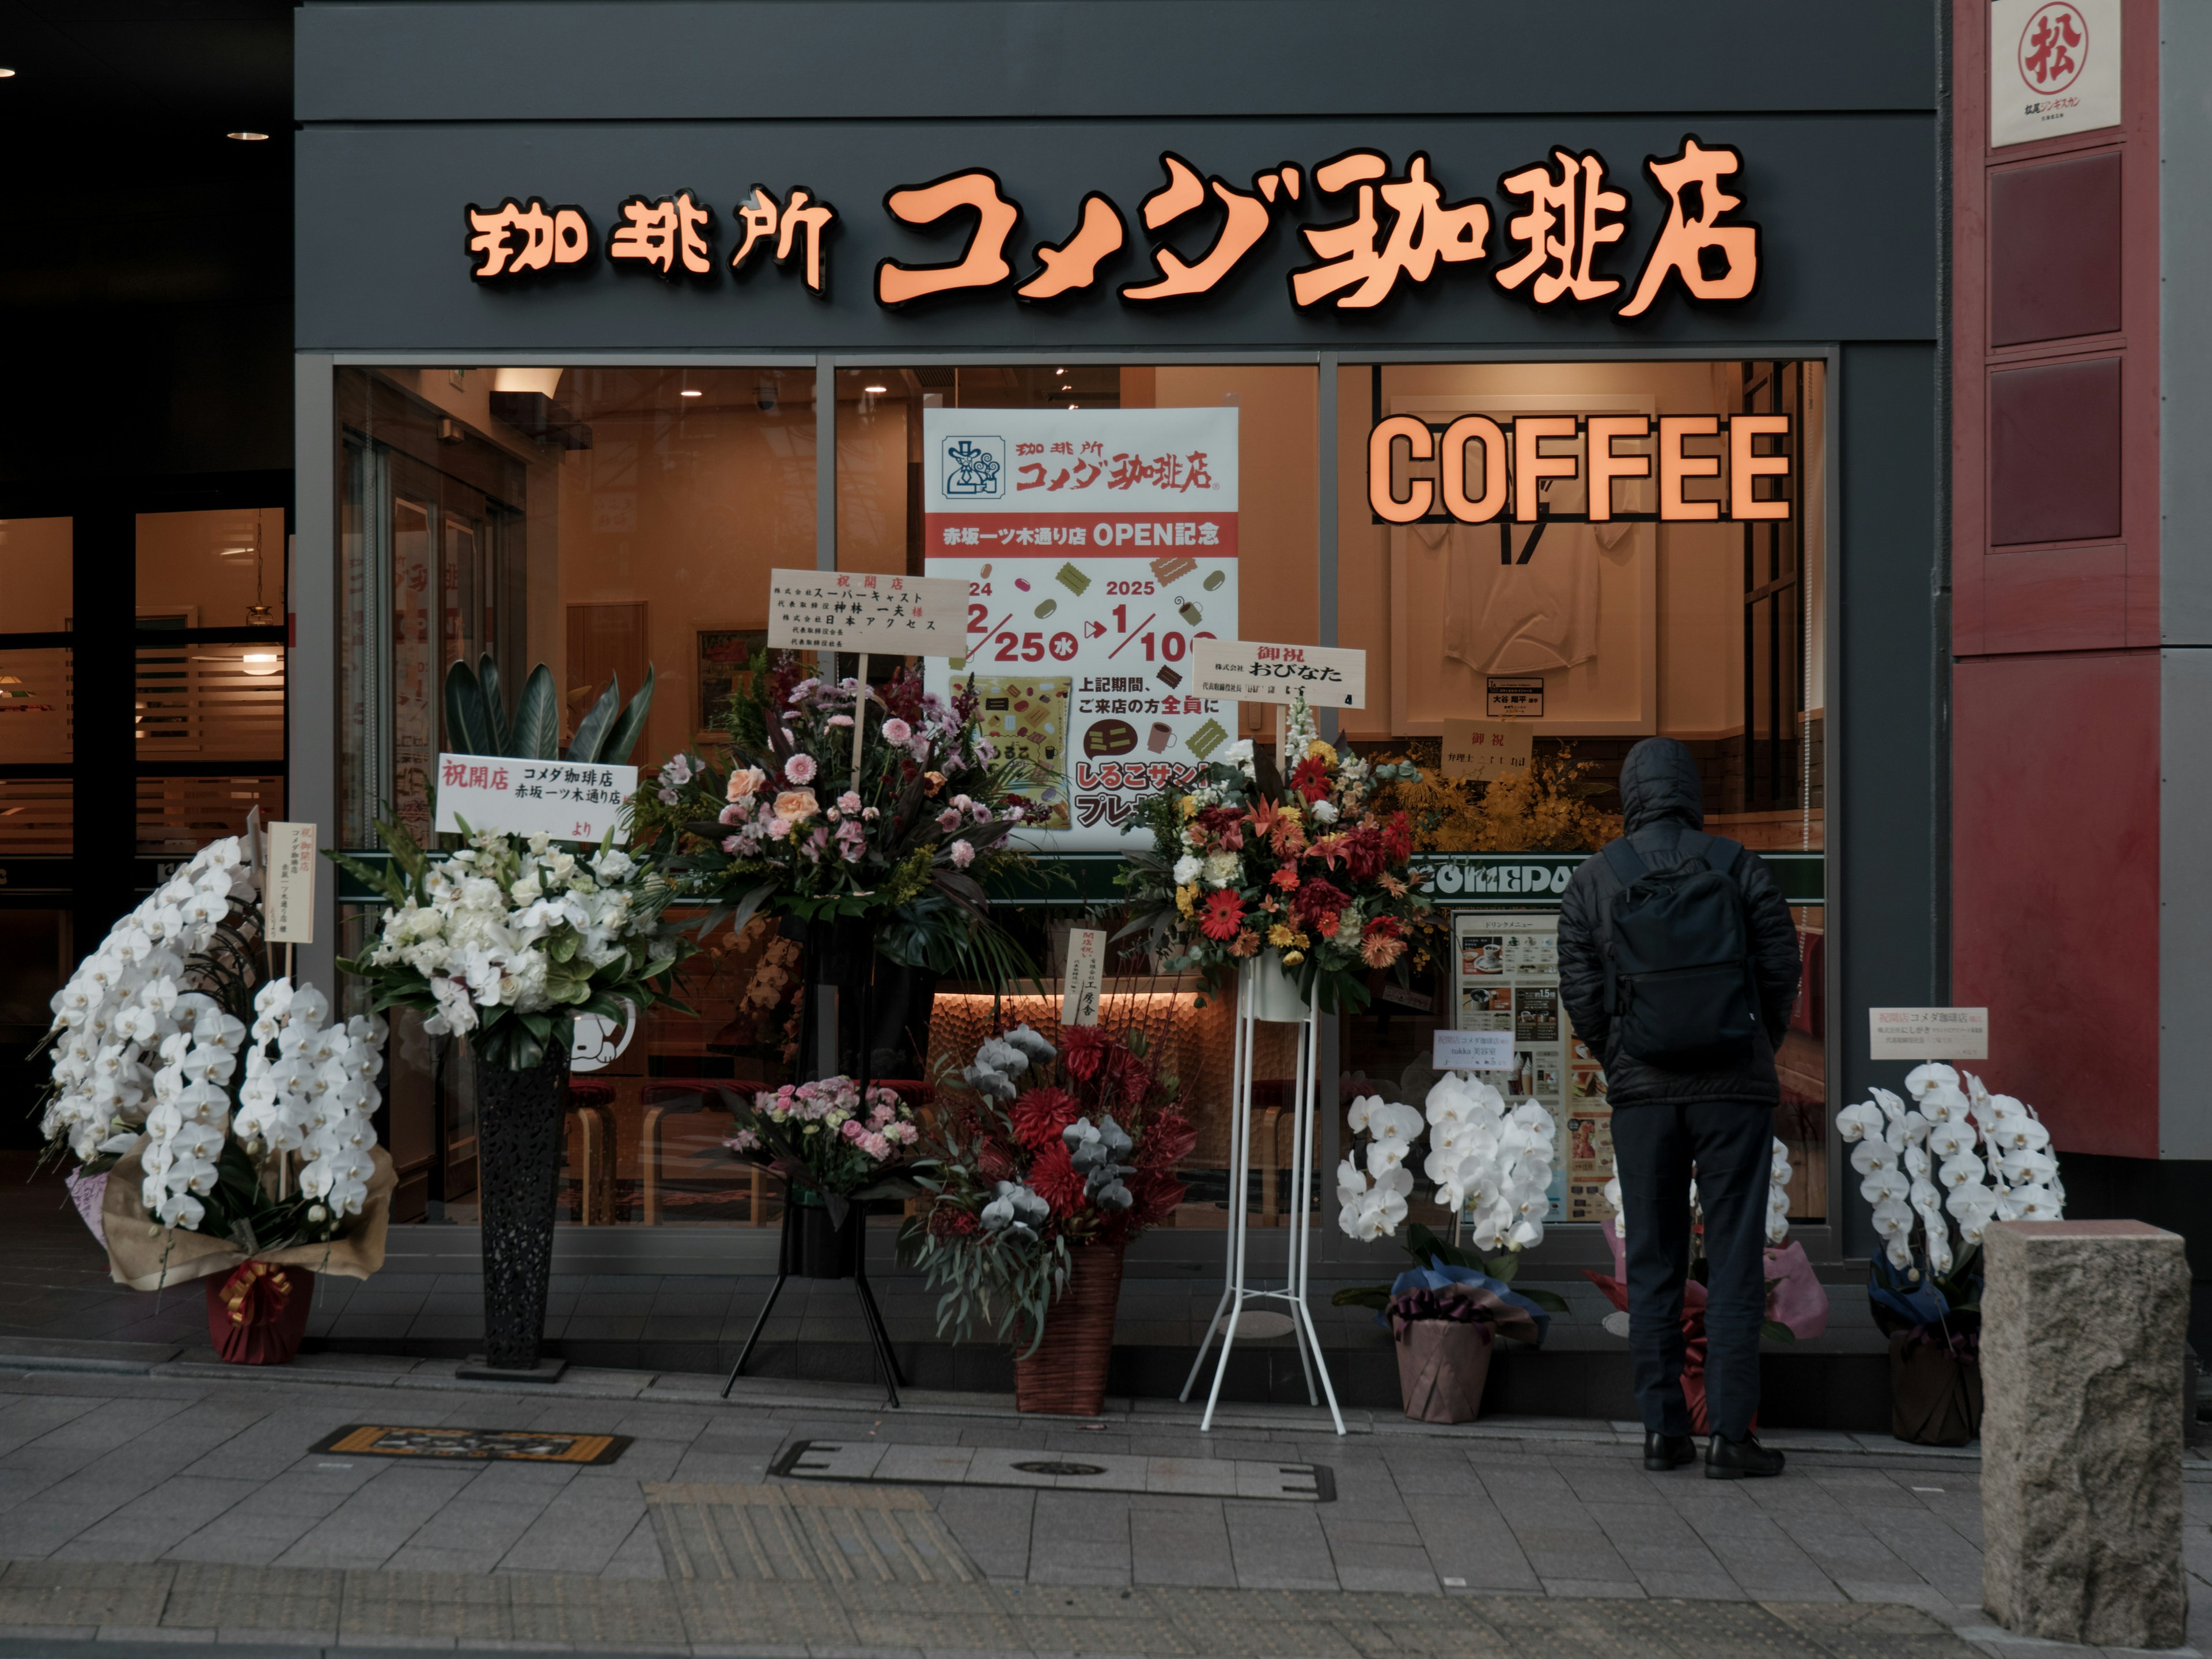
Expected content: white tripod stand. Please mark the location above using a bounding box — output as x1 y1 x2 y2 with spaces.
1180 957 1346 1435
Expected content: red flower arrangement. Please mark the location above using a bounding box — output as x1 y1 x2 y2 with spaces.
899 1022 1196 1353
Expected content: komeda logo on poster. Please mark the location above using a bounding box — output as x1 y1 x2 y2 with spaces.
942 437 1004 499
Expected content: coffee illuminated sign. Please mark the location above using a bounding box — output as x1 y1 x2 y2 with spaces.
1367 412 1791 526
464 134 1759 319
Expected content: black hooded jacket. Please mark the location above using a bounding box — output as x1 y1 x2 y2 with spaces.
1555 737 1803 1109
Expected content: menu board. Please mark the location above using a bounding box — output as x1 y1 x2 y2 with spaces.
922 406 1238 851
1453 910 1615 1225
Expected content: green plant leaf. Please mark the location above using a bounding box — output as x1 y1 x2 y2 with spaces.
600 663 656 764
476 653 512 756
567 674 622 764
324 848 405 905
1762 1318 1797 1343
511 664 560 760
443 659 493 757
1331 1285 1392 1309
1516 1286 1571 1313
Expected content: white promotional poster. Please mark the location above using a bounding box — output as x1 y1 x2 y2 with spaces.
923 406 1238 851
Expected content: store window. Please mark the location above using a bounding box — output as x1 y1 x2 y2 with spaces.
0 518 73 857
1333 359 1829 1236
338 365 818 1225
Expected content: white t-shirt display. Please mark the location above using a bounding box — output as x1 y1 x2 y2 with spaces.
1416 518 1635 676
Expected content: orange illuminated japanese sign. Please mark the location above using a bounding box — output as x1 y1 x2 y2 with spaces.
1367 412 1791 525
460 131 1762 320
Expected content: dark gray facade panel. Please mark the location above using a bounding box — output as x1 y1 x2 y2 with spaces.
297 1 1938 125
1835 340 1940 1262
296 115 1936 353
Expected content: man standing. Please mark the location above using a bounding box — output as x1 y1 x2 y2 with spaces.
1557 737 1803 1479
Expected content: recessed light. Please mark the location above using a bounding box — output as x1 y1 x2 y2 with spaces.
0 69 17 79
863 384 887 395
241 652 281 677
1067 403 1080 411
227 130 269 141
679 388 702 397
1054 367 1065 374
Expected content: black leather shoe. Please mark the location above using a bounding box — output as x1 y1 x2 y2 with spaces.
1643 1431 1697 1471
1706 1433 1786 1479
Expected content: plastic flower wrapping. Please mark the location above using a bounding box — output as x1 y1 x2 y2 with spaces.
899 1023 1197 1355
35 834 387 1249
1837 1062 2062 1275
723 1075 921 1200
1340 1075 1557 1253
336 825 690 1073
632 654 1033 984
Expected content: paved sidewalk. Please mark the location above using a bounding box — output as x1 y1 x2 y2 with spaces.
0 1352 2202 1657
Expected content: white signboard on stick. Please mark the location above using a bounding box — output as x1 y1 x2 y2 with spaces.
1869 1007 1990 1061
1440 718 1535 782
1435 1028 1516 1074
263 821 318 944
1188 638 1366 711
766 569 967 656
1060 927 1108 1028
433 754 638 845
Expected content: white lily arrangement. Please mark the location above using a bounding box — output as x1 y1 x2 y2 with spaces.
1339 1074 1556 1252
1836 1062 2062 1274
36 833 388 1250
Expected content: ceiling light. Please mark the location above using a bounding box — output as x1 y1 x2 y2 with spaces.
241 652 281 677
1067 403 1080 411
226 130 269 141
679 388 703 397
0 69 16 79
863 384 888 395
1054 368 1065 374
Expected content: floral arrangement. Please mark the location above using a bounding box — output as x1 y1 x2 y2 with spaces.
899 1023 1196 1353
1380 743 1622 854
1837 1063 2061 1335
336 824 690 1072
1340 1074 1559 1253
1385 1272 1546 1345
725 1075 920 1200
634 655 1035 984
1121 693 1434 1014
36 834 387 1251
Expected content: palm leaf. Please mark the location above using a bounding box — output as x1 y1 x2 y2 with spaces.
511 665 560 759
599 664 656 764
568 674 621 763
442 660 493 756
476 653 512 755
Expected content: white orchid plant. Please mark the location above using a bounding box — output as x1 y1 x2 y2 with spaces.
1334 1074 1569 1315
1838 1062 2062 1279
36 834 387 1248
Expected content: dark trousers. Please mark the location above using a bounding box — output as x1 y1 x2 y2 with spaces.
1610 1100 1774 1441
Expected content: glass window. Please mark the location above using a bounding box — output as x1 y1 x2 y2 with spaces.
0 518 71 634
338 365 817 1225
1335 359 1828 1233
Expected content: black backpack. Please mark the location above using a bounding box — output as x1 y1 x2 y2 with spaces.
1600 830 1761 1068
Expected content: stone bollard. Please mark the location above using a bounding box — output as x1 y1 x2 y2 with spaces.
1981 1219 2190 1649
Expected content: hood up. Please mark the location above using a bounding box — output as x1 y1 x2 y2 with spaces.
1618 737 1706 834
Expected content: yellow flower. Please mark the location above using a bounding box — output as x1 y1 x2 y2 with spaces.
1176 882 1198 915
1279 802 1302 821
1179 796 1200 819
1267 922 1298 948
1305 740 1337 766
1282 950 1305 965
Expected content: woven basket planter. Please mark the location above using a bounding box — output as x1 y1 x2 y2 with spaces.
1014 1241 1126 1415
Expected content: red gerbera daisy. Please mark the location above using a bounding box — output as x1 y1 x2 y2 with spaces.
1029 1138 1087 1215
1200 889 1245 941
1289 755 1334 803
1009 1085 1080 1152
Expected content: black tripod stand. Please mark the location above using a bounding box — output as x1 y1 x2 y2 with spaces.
723 1188 904 1407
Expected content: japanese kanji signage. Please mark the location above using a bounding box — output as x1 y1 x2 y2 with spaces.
433 755 639 845
1188 639 1366 711
461 134 1760 321
1368 412 1791 527
1440 718 1535 783
922 406 1237 850
1060 927 1108 1028
1990 0 2119 147
1434 1028 1516 1075
764 569 966 654
263 821 317 945
1869 1007 1990 1062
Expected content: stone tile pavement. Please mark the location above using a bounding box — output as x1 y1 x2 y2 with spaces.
0 1351 2200 1657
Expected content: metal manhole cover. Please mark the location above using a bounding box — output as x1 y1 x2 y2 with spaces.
1012 1460 1107 1476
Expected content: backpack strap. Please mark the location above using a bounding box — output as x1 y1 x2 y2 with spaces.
1600 837 1646 887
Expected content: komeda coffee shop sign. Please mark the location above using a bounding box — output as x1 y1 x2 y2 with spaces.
464 134 1760 320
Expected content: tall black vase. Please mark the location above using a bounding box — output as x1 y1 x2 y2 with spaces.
474 1046 569 1370
789 915 874 1083
868 960 940 1080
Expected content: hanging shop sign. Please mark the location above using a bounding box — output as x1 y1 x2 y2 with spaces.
923 405 1237 851
1367 412 1792 527
461 134 1759 320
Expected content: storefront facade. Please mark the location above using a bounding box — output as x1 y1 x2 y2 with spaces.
291 1 1944 1290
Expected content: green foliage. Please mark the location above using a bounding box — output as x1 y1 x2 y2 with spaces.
1327 1220 1571 1315
442 654 655 766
